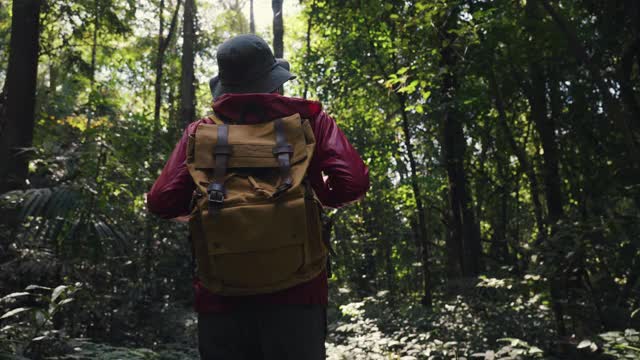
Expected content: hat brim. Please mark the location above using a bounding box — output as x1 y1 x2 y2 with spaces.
210 58 295 100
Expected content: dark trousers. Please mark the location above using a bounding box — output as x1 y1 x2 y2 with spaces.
198 304 327 360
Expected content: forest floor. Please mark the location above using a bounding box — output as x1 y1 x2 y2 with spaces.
55 276 585 360
7 276 639 359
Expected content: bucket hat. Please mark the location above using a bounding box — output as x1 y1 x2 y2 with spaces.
209 34 296 99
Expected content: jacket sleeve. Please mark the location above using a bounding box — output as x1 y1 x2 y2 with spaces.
308 111 370 208
147 124 197 219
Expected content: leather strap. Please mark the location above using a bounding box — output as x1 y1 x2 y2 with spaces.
208 113 225 125
272 118 293 198
207 124 231 214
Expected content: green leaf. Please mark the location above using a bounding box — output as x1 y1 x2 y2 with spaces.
25 285 52 291
528 346 544 354
58 298 74 306
577 340 593 349
1 325 15 333
0 307 32 320
615 344 640 352
1 292 30 301
51 285 68 303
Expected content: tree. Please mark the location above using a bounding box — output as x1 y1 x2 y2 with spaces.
249 0 255 33
154 0 182 127
180 0 196 128
437 5 482 278
272 0 284 58
221 0 249 34
0 0 43 193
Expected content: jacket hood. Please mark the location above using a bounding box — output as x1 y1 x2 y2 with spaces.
212 93 323 124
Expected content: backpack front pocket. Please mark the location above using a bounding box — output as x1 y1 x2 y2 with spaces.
199 194 309 292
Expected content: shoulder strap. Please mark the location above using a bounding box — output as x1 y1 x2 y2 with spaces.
272 118 294 197
207 123 231 215
208 113 225 125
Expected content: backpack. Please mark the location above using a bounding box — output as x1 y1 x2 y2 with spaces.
186 113 328 296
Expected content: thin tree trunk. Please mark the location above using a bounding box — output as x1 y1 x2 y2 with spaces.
488 65 545 238
272 0 284 58
180 0 196 128
154 0 182 127
90 1 99 86
86 0 100 129
618 39 640 123
49 62 58 96
397 94 432 307
302 0 314 99
249 0 255 33
396 150 423 295
0 0 42 193
367 35 431 306
381 207 396 293
154 0 165 127
360 201 377 294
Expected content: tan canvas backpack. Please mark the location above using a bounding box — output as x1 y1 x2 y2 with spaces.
186 113 328 296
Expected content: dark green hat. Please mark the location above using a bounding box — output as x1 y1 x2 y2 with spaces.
209 34 295 99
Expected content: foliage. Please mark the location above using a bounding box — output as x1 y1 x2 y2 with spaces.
0 283 80 358
598 329 640 359
295 0 640 340
57 339 199 360
1 0 640 358
327 275 552 359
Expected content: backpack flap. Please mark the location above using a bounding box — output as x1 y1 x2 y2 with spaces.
192 113 308 170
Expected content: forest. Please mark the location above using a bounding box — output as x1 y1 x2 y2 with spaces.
0 0 639 359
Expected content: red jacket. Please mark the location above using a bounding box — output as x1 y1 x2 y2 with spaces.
147 93 369 312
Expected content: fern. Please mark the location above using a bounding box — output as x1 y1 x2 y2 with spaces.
1 186 130 259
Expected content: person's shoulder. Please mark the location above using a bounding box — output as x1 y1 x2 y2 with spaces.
184 116 215 135
275 95 324 120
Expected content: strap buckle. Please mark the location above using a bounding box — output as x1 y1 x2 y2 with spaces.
272 181 292 198
272 144 293 155
207 183 226 208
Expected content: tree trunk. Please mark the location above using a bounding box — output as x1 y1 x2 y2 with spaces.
439 11 482 278
154 0 165 127
90 0 99 86
180 0 196 128
154 0 182 127
525 0 567 337
442 109 482 277
302 0 314 99
488 65 545 238
249 0 255 34
0 0 42 193
618 39 640 124
367 28 431 306
525 2 564 228
272 0 284 58
86 0 100 129
398 94 432 307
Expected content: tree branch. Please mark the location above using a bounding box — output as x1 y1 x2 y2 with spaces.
161 0 183 54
